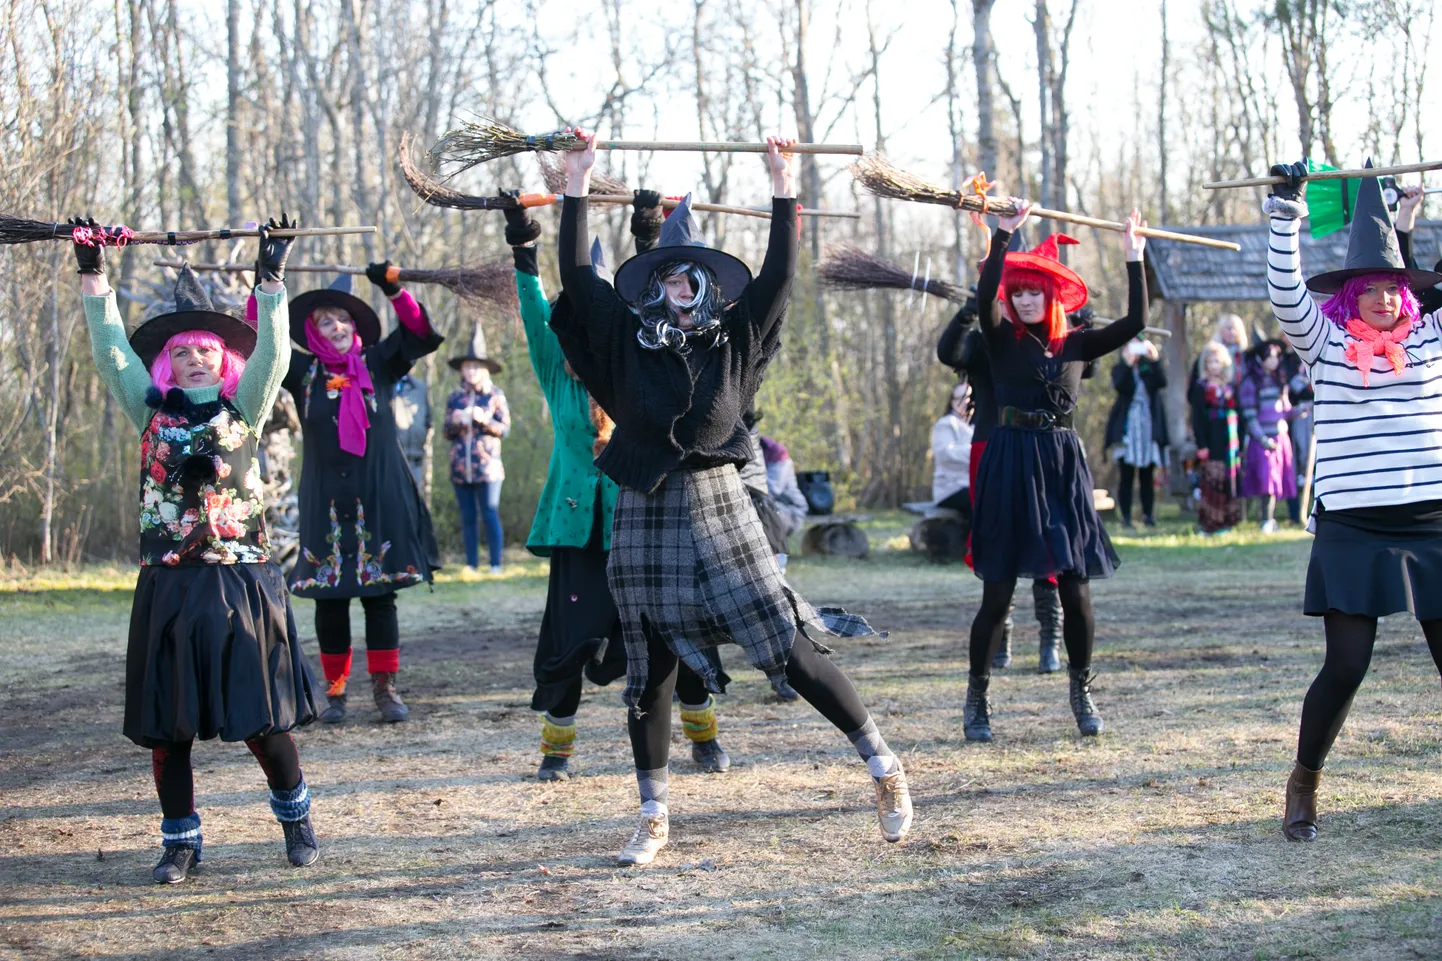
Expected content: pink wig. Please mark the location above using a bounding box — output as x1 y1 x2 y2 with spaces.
1319 272 1421 328
149 330 246 398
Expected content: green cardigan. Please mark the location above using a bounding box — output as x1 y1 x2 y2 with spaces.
517 263 617 556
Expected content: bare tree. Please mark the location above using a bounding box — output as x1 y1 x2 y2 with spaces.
973 0 998 177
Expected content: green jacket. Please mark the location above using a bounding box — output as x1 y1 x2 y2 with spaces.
518 264 617 556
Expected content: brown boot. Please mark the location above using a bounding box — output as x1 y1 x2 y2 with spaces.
370 672 409 723
1282 762 1322 841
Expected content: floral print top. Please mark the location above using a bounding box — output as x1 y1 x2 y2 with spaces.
445 385 510 485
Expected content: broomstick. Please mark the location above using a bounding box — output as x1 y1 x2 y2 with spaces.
399 134 854 220
851 156 1242 252
153 259 515 306
0 218 374 247
1203 159 1442 190
431 117 863 172
817 246 965 301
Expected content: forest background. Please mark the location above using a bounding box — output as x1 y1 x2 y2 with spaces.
0 0 1435 565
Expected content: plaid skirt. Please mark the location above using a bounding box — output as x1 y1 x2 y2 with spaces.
608 465 878 709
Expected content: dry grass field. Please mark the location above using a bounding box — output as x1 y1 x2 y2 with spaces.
3 513 1441 960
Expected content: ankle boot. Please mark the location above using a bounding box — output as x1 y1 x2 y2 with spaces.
1068 667 1103 736
963 675 992 742
371 671 409 722
319 692 347 724
1282 762 1322 842
1033 580 1063 674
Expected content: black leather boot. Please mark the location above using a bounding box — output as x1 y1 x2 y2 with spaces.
963 675 993 742
1068 667 1103 736
1034 580 1063 674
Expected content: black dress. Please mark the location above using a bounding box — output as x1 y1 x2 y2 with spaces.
970 229 1146 582
284 318 444 599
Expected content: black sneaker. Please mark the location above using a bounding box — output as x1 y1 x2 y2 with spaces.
537 755 571 782
152 845 199 884
691 738 730 773
282 816 320 867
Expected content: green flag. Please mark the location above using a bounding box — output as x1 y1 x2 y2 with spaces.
1306 159 1361 240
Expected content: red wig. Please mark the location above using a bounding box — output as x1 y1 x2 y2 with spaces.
1000 266 1069 350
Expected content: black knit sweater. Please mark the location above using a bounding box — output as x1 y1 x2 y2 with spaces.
551 195 798 493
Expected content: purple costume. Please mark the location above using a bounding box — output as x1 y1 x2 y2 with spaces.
1239 361 1297 499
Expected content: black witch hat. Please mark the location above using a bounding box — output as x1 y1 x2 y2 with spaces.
611 194 752 305
130 264 257 368
1306 160 1442 294
448 323 502 373
289 273 383 348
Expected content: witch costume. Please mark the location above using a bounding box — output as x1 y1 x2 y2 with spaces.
79 224 318 883
280 266 444 724
504 194 732 783
1262 161 1442 842
963 227 1147 742
552 168 911 865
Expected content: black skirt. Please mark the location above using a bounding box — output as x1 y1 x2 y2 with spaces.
971 424 1119 582
531 494 628 712
125 563 317 748
1304 501 1442 619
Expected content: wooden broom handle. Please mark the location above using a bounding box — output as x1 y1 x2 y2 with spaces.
585 140 862 156
1203 159 1442 190
106 225 376 244
518 192 858 219
1027 205 1241 251
154 261 369 274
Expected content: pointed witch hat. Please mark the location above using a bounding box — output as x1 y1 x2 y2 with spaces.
611 193 752 305
1001 233 1089 313
590 236 615 285
449 323 502 372
1306 160 1442 294
288 273 383 348
130 264 257 368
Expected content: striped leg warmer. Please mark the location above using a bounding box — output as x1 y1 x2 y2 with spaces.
635 766 670 818
269 778 312 823
541 714 577 759
160 812 203 858
846 717 899 778
679 697 718 744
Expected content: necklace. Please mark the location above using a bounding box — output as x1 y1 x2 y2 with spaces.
1022 326 1053 358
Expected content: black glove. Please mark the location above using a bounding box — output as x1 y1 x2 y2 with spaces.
365 260 403 297
1268 161 1308 202
69 216 104 276
257 212 297 283
500 189 541 246
1069 305 1096 328
631 189 665 245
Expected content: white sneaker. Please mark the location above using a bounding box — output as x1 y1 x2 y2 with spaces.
1261 519 1278 534
874 767 913 842
617 813 669 865
489 565 504 575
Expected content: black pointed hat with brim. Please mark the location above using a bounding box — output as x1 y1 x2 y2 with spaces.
611 194 753 306
288 273 383 348
130 264 257 368
448 323 503 373
1306 160 1442 294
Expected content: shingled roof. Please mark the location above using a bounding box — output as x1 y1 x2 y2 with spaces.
1145 219 1442 303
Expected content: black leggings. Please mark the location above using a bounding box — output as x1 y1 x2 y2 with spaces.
1117 464 1155 520
151 733 302 820
970 574 1094 677
550 658 708 719
627 625 870 771
315 593 399 654
1296 614 1442 769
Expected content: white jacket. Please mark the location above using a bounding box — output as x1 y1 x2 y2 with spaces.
931 412 974 502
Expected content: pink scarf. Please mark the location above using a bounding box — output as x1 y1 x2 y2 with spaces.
1344 317 1414 387
305 319 374 457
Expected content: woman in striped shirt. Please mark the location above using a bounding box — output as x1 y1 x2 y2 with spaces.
1265 161 1442 842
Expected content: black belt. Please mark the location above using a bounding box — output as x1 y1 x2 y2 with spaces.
998 406 1074 430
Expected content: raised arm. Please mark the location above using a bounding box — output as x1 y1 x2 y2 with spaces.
73 222 151 433
937 300 977 369
232 216 295 427
1070 209 1148 360
1263 162 1326 366
740 137 800 338
501 194 565 395
558 127 600 319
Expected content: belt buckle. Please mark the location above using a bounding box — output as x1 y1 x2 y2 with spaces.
1035 410 1056 429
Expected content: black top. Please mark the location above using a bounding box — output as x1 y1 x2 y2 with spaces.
551 195 798 493
1104 357 1170 449
977 228 1146 417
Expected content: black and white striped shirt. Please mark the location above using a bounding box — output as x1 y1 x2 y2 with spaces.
1268 214 1442 511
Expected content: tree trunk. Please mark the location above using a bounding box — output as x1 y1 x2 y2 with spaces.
946 0 967 282
1033 0 1052 210
973 0 998 177
226 0 242 225
1158 0 1169 222
867 5 901 506
1161 299 1192 456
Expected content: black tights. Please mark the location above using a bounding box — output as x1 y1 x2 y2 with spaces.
551 659 708 719
628 627 870 771
1296 614 1442 770
1117 464 1155 521
970 574 1095 677
314 593 399 654
151 733 302 820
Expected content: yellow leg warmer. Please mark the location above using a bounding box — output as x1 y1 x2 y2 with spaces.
680 698 718 744
540 718 576 759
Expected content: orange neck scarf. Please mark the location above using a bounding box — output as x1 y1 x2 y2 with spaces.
1344 317 1414 387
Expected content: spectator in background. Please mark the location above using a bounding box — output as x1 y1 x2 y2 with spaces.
1191 340 1242 534
760 434 809 538
1106 338 1168 528
1239 339 1295 533
1283 343 1312 523
392 371 431 493
1191 313 1249 391
931 380 974 517
445 326 510 573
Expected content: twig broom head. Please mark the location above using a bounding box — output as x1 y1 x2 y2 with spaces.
851 155 964 207
399 261 517 308
817 246 964 302
536 152 630 197
0 215 65 245
399 132 518 211
432 118 584 173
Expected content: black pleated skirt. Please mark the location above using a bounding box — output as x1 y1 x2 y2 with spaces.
124 563 317 748
1304 501 1442 619
971 424 1119 582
